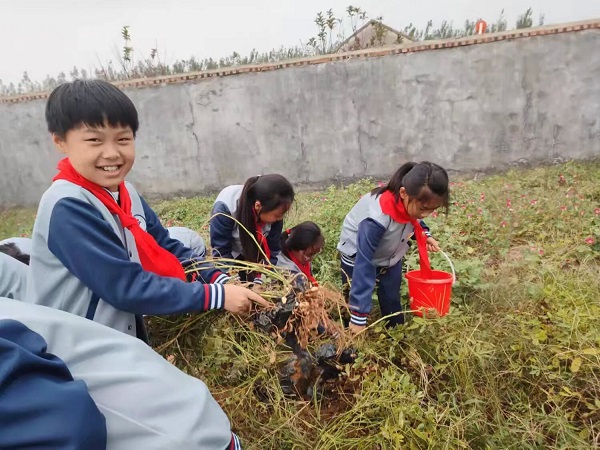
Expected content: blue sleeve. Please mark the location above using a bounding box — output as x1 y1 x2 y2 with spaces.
48 198 225 315
266 220 283 265
210 201 235 260
348 218 386 326
0 319 107 449
140 197 228 284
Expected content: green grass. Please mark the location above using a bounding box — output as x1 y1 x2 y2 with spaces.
2 161 599 449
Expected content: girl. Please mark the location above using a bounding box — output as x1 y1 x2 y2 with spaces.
210 174 295 284
277 221 325 287
337 161 449 333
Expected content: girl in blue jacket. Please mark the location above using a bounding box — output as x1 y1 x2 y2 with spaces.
337 161 449 333
210 174 294 284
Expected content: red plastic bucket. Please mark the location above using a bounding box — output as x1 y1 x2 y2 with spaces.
406 251 455 317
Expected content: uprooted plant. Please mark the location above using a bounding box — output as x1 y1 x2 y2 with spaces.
172 214 360 399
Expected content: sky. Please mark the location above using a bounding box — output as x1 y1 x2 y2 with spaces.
1 0 599 85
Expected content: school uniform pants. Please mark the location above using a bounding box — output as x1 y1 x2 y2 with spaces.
340 258 405 327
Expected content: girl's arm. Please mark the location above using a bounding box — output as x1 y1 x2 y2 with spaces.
209 202 235 260
266 220 283 265
420 220 433 237
348 218 386 326
410 220 432 241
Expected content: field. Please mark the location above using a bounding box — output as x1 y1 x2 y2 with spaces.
2 161 599 449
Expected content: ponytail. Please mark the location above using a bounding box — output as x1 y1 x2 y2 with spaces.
372 162 417 200
281 221 323 254
372 161 450 210
281 228 292 254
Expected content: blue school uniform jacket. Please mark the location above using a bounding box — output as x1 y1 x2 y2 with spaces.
26 180 229 339
337 193 431 324
276 252 302 274
0 317 107 449
0 252 27 300
276 252 314 291
1 297 240 450
210 184 282 264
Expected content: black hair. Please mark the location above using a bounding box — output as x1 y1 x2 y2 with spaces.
0 243 30 265
236 174 295 263
281 221 324 254
373 161 450 210
46 79 139 138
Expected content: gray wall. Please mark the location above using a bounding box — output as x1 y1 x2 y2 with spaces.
1 29 599 207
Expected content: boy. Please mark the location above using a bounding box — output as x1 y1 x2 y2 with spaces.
27 80 268 341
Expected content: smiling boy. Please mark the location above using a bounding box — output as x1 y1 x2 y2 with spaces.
27 80 267 341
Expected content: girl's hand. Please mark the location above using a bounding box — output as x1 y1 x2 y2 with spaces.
426 237 440 252
348 322 366 335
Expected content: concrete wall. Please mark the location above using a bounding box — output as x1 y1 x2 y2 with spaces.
1 27 599 207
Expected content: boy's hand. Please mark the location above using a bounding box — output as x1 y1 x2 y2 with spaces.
223 285 270 315
251 283 264 294
426 237 440 252
348 322 366 335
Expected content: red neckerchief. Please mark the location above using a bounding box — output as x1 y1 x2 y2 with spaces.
286 251 318 286
254 216 271 263
379 191 431 273
53 158 186 280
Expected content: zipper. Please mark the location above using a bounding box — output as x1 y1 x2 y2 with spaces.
388 223 407 266
103 187 130 255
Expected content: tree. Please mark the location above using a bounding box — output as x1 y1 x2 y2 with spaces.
516 8 534 29
56 72 67 85
489 10 508 33
70 66 80 80
42 75 58 91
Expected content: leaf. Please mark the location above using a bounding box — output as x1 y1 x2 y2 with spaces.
582 348 599 355
535 329 548 342
570 357 582 373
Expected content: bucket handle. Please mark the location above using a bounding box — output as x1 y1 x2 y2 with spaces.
409 250 456 285
440 250 456 285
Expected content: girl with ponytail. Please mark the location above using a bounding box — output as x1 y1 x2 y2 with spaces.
277 221 324 287
337 161 450 333
210 174 295 284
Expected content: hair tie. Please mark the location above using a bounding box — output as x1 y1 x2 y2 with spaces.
286 228 291 234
